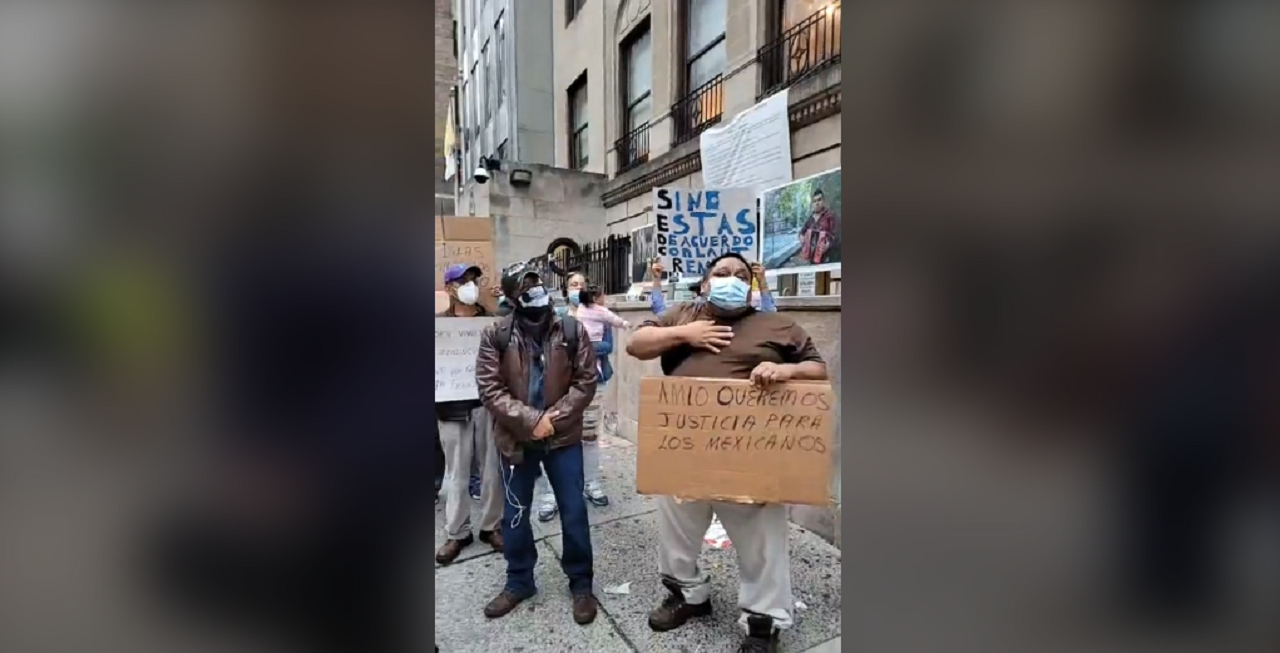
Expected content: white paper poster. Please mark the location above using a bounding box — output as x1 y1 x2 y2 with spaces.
698 90 793 191
797 272 817 297
435 317 496 402
653 187 758 279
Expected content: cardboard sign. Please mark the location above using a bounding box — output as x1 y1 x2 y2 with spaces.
434 317 495 402
653 187 758 278
435 216 498 313
636 377 834 506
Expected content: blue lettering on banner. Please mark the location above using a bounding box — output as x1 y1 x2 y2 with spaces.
652 187 758 277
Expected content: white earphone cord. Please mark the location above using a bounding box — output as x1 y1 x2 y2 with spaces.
501 461 525 530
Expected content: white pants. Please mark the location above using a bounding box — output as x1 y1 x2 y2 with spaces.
656 497 794 632
439 409 503 539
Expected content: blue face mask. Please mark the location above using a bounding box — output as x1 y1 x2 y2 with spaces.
568 292 582 306
707 276 750 309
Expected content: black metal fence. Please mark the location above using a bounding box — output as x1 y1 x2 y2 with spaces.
758 2 842 99
516 234 634 296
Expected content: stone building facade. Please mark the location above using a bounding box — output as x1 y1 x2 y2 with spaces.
435 0 458 213
549 0 842 236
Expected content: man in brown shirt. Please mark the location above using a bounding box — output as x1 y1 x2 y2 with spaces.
625 252 828 653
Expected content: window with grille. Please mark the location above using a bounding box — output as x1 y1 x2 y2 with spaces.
621 20 652 135
568 73 589 169
495 13 506 107
481 40 491 124
683 0 727 93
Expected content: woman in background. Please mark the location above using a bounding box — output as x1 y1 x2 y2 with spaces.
535 272 628 521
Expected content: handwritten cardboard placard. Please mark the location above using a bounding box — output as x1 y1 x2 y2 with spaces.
435 216 498 313
434 317 495 402
653 187 758 280
636 376 834 506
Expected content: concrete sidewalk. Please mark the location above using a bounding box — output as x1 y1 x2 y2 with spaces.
434 434 842 653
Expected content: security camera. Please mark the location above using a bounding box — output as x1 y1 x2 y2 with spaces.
474 156 498 184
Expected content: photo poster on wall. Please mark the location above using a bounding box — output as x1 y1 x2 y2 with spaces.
630 222 659 285
759 167 842 276
653 187 759 283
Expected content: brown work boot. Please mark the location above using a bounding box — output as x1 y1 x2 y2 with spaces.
483 590 527 619
737 614 780 652
571 593 598 625
479 528 504 552
434 534 474 565
648 577 712 632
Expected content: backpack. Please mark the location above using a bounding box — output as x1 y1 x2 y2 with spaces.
494 314 580 358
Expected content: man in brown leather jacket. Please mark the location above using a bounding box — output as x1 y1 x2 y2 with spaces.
473 269 601 625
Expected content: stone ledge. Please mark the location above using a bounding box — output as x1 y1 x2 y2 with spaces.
606 295 841 311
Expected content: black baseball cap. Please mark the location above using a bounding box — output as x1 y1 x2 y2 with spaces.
500 269 540 297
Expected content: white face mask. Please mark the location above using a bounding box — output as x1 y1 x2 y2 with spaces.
456 281 479 305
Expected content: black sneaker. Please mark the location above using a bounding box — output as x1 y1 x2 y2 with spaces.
738 614 779 653
647 577 712 632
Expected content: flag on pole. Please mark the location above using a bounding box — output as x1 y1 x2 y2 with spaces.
444 96 458 181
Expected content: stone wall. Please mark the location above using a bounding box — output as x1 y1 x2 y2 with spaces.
457 162 611 267
602 296 844 547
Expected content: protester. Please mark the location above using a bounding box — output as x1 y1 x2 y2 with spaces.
532 273 627 520
648 259 777 315
493 283 513 316
435 264 505 564
474 269 600 624
625 252 828 653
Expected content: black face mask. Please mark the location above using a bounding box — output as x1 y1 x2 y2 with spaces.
515 304 553 320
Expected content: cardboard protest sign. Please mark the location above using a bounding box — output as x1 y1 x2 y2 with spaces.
653 188 758 280
435 216 498 313
434 317 495 402
636 377 834 506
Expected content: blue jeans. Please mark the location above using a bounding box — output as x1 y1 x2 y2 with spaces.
500 443 593 596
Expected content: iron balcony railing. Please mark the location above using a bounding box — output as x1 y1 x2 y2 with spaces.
670 74 725 146
615 122 652 174
758 2 842 99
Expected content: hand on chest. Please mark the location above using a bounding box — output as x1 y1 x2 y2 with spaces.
682 322 788 377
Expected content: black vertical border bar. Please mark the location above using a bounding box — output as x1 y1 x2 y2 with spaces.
427 1 445 650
